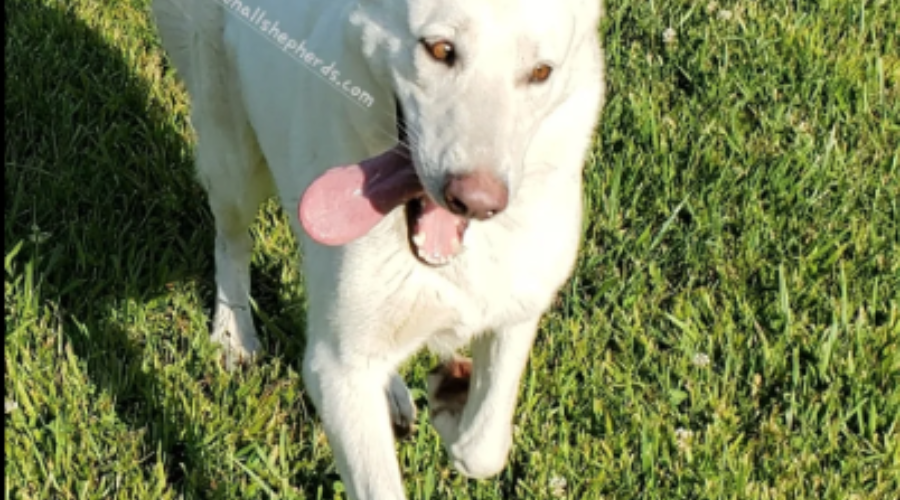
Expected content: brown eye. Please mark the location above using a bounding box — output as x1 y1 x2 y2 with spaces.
423 40 456 65
530 64 553 83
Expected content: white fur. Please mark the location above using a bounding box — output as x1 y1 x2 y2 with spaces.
152 0 604 497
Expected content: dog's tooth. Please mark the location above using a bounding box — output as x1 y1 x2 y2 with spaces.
418 249 435 265
426 251 443 266
412 232 426 247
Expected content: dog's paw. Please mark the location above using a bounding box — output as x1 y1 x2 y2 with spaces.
387 372 417 439
427 357 512 479
426 357 471 443
210 304 261 371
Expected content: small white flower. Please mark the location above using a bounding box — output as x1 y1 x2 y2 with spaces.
718 9 733 21
662 27 677 45
549 475 567 498
5 399 18 414
706 1 719 15
675 427 694 451
692 352 711 368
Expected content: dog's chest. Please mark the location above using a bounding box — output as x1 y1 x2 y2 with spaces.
386 246 564 345
344 202 581 347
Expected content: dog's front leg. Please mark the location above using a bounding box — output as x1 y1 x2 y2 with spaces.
303 341 407 500
428 318 540 479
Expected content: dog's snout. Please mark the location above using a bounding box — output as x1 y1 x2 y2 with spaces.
443 171 509 220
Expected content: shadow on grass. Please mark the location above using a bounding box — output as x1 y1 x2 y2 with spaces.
5 1 323 497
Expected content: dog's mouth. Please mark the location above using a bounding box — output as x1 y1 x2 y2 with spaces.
298 102 468 266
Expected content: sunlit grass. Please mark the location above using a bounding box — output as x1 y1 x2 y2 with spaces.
5 0 898 498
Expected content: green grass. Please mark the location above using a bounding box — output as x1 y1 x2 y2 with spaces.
5 0 899 498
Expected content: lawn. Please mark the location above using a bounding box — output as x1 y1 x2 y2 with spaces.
4 0 899 498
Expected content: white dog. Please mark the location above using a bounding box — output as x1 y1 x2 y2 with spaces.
152 0 604 497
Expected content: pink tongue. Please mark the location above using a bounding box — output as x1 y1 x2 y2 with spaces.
299 145 466 261
412 198 466 263
299 146 419 245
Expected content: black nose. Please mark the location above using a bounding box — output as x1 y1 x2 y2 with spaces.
443 171 509 220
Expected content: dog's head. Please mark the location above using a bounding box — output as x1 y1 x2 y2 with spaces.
350 0 602 219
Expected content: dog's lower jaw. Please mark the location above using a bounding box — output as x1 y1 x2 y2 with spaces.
405 198 468 267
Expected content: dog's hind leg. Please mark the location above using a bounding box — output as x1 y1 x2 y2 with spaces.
427 318 540 479
387 371 417 438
